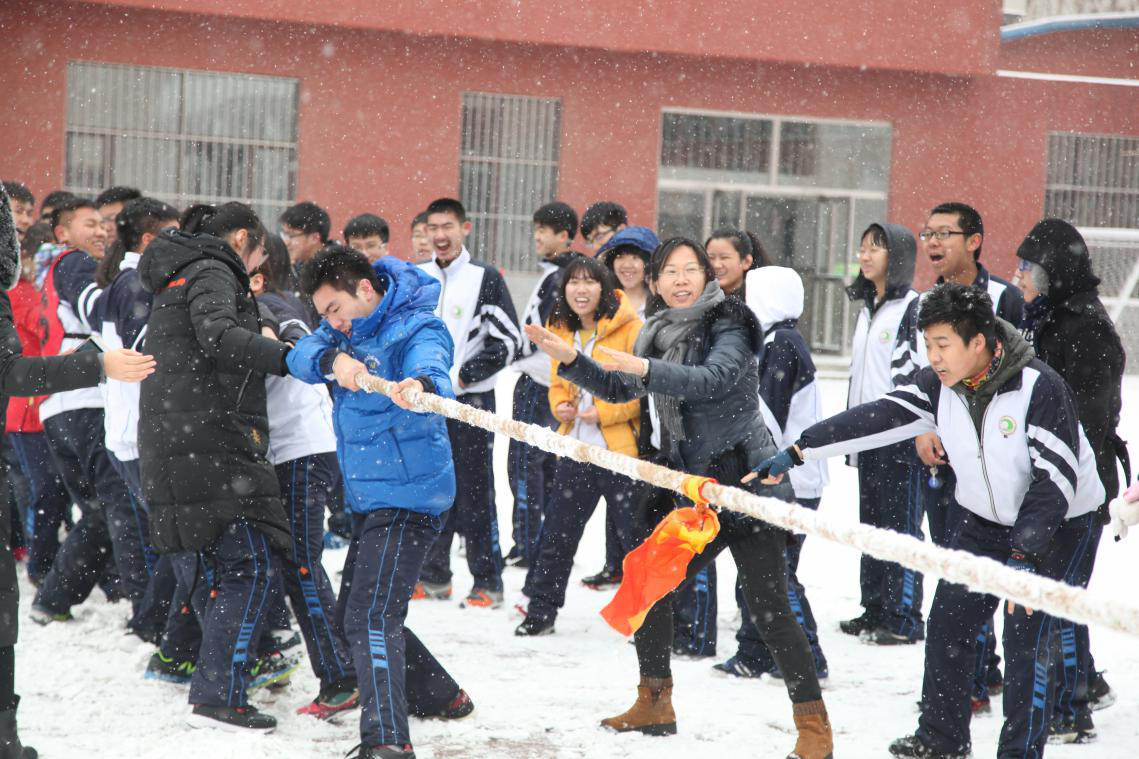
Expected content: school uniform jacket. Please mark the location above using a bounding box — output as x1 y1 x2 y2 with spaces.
96 252 150 461
420 249 521 396
39 248 105 420
796 323 1104 559
514 251 581 387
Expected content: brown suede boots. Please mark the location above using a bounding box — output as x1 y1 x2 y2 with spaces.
788 699 834 759
599 676 677 736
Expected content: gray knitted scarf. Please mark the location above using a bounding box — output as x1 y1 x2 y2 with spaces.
632 280 725 443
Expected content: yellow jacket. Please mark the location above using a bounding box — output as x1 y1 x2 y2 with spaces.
548 290 643 457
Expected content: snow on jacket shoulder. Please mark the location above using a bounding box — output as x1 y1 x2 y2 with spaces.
287 256 456 516
419 249 521 395
548 289 642 457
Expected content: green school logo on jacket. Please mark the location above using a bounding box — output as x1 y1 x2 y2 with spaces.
878 329 892 343
998 416 1016 437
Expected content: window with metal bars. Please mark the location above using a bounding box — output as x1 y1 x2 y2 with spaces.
1045 132 1139 229
459 92 562 272
64 61 298 224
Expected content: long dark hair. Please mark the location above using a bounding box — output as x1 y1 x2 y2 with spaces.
549 255 621 331
180 202 265 256
645 237 717 316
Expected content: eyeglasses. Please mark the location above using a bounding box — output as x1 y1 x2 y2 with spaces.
280 229 309 241
918 229 967 242
587 226 614 246
658 265 704 280
1016 258 1033 272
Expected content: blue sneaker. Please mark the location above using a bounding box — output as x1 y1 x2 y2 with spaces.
711 655 766 678
145 651 196 684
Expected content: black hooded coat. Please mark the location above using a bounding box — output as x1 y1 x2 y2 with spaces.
137 230 292 554
1017 219 1126 511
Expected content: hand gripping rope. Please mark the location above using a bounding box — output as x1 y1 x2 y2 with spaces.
358 373 1139 637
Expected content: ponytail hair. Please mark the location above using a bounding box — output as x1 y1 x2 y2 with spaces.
180 201 266 256
706 228 770 270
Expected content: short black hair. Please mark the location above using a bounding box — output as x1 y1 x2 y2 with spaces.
41 190 76 215
300 243 381 298
280 201 331 242
549 255 621 332
50 196 97 233
533 202 578 239
2 181 34 207
115 197 180 252
930 202 984 261
95 186 142 208
917 282 997 351
343 213 390 244
581 201 627 238
411 211 429 230
425 197 467 223
646 237 717 315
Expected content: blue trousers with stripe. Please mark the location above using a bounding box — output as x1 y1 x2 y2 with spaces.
857 451 925 638
507 373 556 563
672 565 718 656
1050 522 1102 725
8 432 71 585
276 453 353 687
342 508 460 747
421 390 504 593
35 409 152 615
188 520 280 708
916 511 1097 758
734 497 827 673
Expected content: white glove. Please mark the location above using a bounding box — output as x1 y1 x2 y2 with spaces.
1108 494 1139 540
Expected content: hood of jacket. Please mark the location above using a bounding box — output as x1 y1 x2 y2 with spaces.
349 255 442 343
549 288 639 343
0 183 19 291
846 223 916 305
138 230 250 294
745 266 803 332
1016 218 1100 305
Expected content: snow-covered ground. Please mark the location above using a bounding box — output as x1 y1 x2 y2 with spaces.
13 374 1139 758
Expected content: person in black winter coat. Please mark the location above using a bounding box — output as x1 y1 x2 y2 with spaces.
137 202 293 733
1014 218 1125 742
524 237 833 759
0 184 155 759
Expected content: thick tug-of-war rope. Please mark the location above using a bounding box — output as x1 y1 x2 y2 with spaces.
359 373 1139 637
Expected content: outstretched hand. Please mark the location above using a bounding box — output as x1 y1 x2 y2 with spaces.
102 349 156 383
741 446 803 485
523 324 577 364
596 345 647 375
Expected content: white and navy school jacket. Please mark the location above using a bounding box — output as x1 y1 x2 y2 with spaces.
513 251 580 387
892 264 1026 387
258 291 337 466
758 321 829 499
799 358 1104 557
40 249 104 421
97 252 150 461
420 249 522 396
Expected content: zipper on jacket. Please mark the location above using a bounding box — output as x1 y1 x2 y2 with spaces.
956 393 999 522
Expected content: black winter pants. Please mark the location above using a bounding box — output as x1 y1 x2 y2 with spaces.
634 512 822 705
8 432 70 584
342 508 460 747
421 390 503 592
507 373 556 563
35 409 150 614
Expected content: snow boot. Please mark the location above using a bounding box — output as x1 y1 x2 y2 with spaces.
0 696 37 759
186 704 276 732
787 699 833 759
599 676 676 736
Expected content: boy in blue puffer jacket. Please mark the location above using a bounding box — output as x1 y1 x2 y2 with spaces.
287 245 473 759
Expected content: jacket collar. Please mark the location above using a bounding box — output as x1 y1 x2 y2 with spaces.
120 252 141 271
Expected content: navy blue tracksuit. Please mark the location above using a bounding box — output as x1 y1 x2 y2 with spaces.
507 373 557 563
917 511 1097 757
8 431 70 584
672 565 717 656
276 452 352 687
421 390 504 593
342 509 460 746
1050 523 1103 726
734 497 827 673
522 458 641 623
34 408 152 615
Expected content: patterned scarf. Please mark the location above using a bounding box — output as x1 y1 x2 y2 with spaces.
962 339 1004 391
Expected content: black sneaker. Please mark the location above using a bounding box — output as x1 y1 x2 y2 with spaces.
437 689 475 720
581 566 622 590
248 649 302 690
186 704 276 732
862 626 924 646
888 734 970 758
711 655 766 679
1048 712 1096 745
839 609 880 636
514 616 555 636
347 744 416 758
1089 670 1115 711
144 651 196 685
672 641 714 659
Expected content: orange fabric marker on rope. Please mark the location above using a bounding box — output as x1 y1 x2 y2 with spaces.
601 476 720 636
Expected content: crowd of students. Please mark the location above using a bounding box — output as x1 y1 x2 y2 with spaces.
0 178 1130 759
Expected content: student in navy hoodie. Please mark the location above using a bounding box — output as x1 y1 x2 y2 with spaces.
289 246 473 759
714 266 829 680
